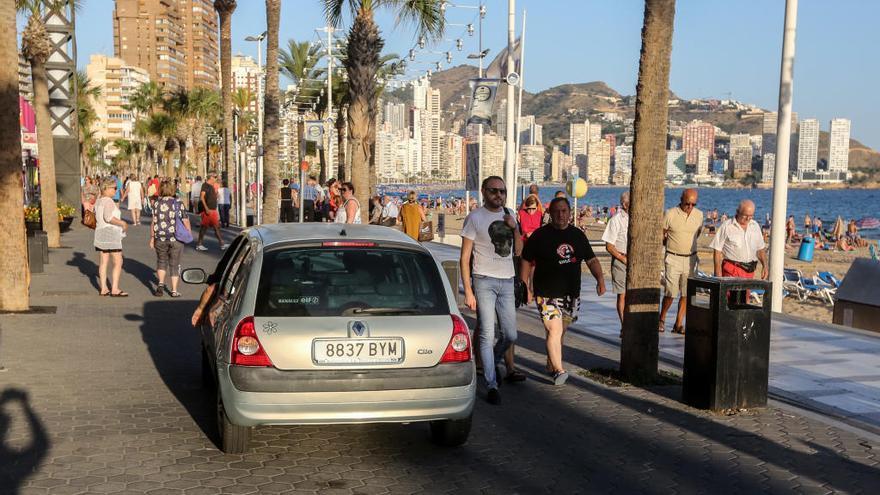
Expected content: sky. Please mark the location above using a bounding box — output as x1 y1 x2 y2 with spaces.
34 0 880 148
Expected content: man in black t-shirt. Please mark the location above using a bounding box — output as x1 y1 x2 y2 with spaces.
521 197 606 386
197 174 225 251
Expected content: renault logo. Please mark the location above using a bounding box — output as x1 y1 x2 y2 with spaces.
349 320 369 337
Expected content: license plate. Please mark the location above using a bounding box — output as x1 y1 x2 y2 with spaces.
312 338 405 365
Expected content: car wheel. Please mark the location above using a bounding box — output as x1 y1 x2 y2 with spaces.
429 414 472 447
201 347 215 389
216 392 250 453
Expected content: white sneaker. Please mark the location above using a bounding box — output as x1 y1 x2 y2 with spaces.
196 245 208 251
220 244 228 251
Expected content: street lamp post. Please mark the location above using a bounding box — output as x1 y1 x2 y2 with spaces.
503 0 516 209
245 31 267 224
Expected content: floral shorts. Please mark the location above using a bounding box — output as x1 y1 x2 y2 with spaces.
536 295 580 324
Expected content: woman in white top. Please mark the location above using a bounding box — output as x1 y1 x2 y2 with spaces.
94 177 129 296
123 174 144 225
334 181 362 224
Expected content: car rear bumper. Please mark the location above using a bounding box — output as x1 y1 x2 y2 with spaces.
220 363 476 427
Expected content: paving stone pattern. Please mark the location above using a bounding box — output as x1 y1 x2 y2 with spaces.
0 220 878 494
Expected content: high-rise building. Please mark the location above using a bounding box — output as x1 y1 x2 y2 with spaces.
519 144 545 182
682 120 715 165
518 115 542 146
666 150 686 177
384 101 406 132
588 122 602 143
85 54 151 157
729 133 753 178
604 134 616 157
796 118 819 175
440 132 464 180
614 145 632 174
761 111 798 157
696 148 710 176
586 140 611 184
550 146 568 182
762 153 776 183
231 55 262 115
569 120 589 176
828 118 851 174
480 132 506 178
113 0 219 91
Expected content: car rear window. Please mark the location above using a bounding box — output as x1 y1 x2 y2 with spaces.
255 247 450 317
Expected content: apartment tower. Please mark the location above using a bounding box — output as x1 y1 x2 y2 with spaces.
113 0 219 91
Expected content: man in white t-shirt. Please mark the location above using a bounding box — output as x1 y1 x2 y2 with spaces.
460 176 522 405
190 176 203 213
601 191 629 329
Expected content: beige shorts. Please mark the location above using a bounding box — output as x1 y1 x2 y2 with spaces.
663 253 698 297
611 258 627 294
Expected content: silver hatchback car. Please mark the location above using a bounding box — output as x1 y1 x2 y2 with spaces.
184 224 476 453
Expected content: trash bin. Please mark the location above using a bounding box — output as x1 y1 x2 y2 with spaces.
441 259 462 306
797 236 815 262
682 276 772 410
27 233 44 273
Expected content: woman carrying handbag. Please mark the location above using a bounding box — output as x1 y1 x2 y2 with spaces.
149 180 192 297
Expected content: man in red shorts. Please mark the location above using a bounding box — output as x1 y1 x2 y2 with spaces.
710 199 767 279
196 173 225 251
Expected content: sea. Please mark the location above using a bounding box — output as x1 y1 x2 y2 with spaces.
386 185 880 240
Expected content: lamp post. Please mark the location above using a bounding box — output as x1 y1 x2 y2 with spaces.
503 0 516 209
463 2 487 213
315 25 336 183
245 31 267 224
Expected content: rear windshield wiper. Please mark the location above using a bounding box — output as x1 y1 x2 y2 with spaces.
343 307 423 315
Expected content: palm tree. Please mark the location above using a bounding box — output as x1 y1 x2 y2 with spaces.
18 0 69 247
126 81 163 175
1 0 30 311
621 0 676 383
145 112 178 177
214 0 237 180
279 38 325 178
187 88 221 177
262 0 282 224
75 70 101 176
323 0 444 222
165 89 195 183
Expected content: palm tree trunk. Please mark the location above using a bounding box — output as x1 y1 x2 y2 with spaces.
31 60 61 247
218 8 235 183
0 2 30 310
346 9 382 223
262 0 281 224
621 0 676 383
177 139 188 184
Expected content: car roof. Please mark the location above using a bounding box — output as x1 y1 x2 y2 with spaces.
249 223 423 249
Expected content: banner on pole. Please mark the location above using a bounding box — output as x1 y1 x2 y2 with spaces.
304 121 324 147
467 79 500 126
465 142 480 191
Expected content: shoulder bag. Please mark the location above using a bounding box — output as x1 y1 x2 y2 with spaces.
82 209 97 230
504 207 528 308
173 200 193 244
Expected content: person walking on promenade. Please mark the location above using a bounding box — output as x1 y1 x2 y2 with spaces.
123 174 144 225
380 195 399 227
300 175 320 222
94 177 129 297
196 173 225 251
217 180 231 228
659 189 703 334
190 176 203 213
399 191 425 241
519 184 543 213
335 182 362 224
518 195 543 242
520 197 605 385
710 199 767 280
601 191 629 331
146 174 160 214
150 180 191 297
280 179 296 223
460 176 521 405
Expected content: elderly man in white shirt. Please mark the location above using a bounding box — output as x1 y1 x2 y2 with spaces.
601 191 629 328
380 195 399 226
709 199 768 280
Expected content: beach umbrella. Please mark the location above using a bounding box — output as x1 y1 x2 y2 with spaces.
831 216 845 239
855 217 880 230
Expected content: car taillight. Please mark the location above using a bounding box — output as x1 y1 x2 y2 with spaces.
440 315 471 363
231 316 273 367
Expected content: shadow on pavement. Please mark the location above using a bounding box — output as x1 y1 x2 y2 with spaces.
0 388 49 495
127 301 215 444
502 329 880 492
121 255 159 292
66 251 100 292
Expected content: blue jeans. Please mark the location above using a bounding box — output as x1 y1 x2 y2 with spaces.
473 274 518 389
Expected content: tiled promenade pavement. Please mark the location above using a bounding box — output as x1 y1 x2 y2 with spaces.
1 219 878 494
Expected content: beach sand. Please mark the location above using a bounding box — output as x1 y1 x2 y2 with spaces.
429 209 875 325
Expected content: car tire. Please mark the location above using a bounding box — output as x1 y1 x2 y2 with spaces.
201 347 215 389
216 393 251 453
429 414 472 447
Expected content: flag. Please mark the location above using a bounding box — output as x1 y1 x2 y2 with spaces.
485 37 522 80
467 78 500 126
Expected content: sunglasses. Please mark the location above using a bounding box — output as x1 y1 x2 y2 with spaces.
526 207 537 212
485 187 507 195
340 188 349 192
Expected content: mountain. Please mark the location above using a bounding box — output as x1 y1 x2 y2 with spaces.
386 64 880 173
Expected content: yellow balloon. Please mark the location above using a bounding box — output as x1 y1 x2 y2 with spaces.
566 178 588 198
